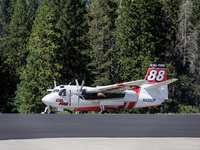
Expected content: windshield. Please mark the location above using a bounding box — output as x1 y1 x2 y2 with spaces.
52 89 59 93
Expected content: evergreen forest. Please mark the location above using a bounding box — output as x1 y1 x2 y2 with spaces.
0 0 200 114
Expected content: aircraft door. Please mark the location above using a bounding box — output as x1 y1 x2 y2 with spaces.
58 89 69 106
59 89 66 96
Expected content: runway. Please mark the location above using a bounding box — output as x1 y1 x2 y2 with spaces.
1 114 200 150
0 114 200 140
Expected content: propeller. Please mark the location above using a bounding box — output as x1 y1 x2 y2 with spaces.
47 80 57 92
74 79 85 106
54 80 57 88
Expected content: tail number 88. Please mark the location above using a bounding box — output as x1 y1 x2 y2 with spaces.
147 70 165 82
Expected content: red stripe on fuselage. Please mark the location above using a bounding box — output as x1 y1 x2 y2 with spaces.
127 102 136 109
133 88 140 98
72 106 118 112
69 90 71 106
117 102 127 109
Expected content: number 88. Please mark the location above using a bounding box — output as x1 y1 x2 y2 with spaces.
147 70 165 82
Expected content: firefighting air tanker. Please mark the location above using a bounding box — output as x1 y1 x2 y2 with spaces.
42 62 177 114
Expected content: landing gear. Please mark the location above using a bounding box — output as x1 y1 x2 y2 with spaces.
44 105 51 114
66 109 73 114
99 105 108 114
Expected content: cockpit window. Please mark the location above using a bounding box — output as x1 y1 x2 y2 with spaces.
59 89 66 96
52 89 59 93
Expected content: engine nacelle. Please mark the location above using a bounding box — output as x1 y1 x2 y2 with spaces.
123 90 138 102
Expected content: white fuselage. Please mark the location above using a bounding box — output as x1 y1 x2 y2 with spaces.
42 85 135 111
42 82 171 112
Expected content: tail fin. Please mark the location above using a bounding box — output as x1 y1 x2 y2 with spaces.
144 62 167 83
134 62 177 108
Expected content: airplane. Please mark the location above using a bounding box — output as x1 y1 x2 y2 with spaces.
41 62 178 114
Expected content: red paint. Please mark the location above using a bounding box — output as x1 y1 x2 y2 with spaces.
135 104 161 108
56 98 64 102
106 87 122 91
72 102 136 112
145 68 167 83
56 99 68 105
72 106 119 112
133 88 140 98
107 83 139 91
118 102 127 109
117 83 124 86
69 89 71 106
59 102 68 106
127 102 136 109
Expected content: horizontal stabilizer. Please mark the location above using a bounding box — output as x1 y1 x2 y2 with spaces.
144 79 178 89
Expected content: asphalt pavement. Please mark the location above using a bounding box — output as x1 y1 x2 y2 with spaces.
0 114 200 140
0 114 200 150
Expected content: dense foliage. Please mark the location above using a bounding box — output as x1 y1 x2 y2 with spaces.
0 0 200 113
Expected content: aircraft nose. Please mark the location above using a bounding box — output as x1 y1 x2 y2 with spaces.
42 96 49 105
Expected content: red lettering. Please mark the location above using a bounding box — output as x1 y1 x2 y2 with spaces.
56 99 68 105
56 98 64 102
59 102 68 106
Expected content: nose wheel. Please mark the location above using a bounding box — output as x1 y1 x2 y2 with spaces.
44 105 51 114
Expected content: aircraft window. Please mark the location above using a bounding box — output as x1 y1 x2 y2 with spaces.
52 89 59 93
59 89 66 96
60 85 64 88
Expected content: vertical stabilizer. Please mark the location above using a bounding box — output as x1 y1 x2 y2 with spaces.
135 62 170 108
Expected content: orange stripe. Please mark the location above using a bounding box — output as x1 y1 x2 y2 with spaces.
127 102 136 109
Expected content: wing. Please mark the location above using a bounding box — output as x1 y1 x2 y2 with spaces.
96 80 148 93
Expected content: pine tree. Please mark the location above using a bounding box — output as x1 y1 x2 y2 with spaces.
0 0 18 57
88 0 118 86
191 0 200 28
0 0 30 112
42 0 66 19
175 0 197 71
186 0 200 106
191 0 200 81
3 0 30 78
0 0 10 55
174 0 198 105
116 0 163 82
15 5 62 113
14 50 47 113
57 0 90 84
26 0 40 24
